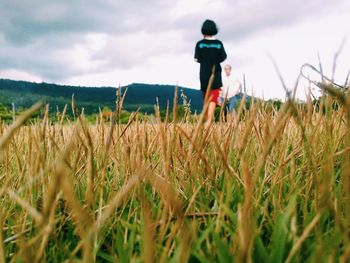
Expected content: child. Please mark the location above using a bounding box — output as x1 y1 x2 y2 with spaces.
194 19 227 127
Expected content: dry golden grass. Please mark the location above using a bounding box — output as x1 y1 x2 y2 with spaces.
1 83 350 262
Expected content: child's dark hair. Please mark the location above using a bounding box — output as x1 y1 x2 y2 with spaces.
201 19 218 36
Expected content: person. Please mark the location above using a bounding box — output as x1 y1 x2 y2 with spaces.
222 64 242 113
194 19 227 128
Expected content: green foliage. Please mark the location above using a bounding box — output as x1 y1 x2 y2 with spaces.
0 103 13 122
0 79 203 115
213 233 234 262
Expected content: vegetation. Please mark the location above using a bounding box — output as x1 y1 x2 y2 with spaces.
0 79 203 115
1 77 350 262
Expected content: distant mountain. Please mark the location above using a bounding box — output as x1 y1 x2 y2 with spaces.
119 83 203 113
0 79 203 115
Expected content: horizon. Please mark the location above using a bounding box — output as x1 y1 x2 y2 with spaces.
0 77 198 90
0 77 293 103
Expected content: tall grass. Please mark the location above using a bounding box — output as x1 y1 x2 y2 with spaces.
1 81 350 262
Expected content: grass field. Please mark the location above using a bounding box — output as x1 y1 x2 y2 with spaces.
1 85 350 262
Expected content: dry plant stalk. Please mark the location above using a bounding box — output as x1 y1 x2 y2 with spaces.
2 65 350 262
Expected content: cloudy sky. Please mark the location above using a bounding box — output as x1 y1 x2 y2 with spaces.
1 0 349 99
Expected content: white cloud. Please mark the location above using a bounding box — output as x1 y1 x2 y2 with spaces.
0 69 42 83
172 0 225 17
228 6 350 100
0 0 349 100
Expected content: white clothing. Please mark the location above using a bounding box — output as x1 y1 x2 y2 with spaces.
222 74 241 99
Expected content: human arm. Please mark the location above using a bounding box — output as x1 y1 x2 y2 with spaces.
234 81 242 95
218 41 227 63
194 42 201 63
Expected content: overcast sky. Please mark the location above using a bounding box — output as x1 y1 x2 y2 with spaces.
0 0 349 99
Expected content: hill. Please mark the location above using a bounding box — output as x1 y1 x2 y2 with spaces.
0 79 203 115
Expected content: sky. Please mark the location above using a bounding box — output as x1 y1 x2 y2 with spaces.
0 0 349 100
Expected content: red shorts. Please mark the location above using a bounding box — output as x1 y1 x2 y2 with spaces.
202 89 222 104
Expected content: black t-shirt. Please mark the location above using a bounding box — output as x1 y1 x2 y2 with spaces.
194 39 227 91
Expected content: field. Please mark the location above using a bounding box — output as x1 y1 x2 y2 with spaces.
1 86 350 262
